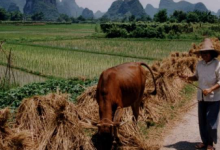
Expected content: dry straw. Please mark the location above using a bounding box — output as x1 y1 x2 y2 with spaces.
16 93 94 150
0 108 33 150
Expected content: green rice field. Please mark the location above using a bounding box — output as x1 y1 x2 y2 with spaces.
0 24 201 82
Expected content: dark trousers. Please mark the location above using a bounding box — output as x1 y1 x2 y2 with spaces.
198 101 220 145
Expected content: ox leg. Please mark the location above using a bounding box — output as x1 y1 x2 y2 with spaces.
113 107 123 145
131 102 140 122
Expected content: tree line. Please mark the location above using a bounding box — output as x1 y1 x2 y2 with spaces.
0 8 91 22
0 7 219 23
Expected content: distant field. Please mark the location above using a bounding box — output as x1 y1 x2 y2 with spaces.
0 24 96 41
0 24 201 80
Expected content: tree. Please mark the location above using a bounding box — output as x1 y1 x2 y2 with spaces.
136 15 152 22
186 12 199 23
77 15 85 21
154 9 168 23
10 11 23 21
57 14 71 22
31 12 44 21
0 8 9 21
194 11 217 23
70 17 78 23
171 10 187 23
129 15 136 22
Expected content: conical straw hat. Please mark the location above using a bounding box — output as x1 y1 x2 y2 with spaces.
193 38 220 54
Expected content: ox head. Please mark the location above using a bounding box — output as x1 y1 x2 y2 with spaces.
85 108 126 139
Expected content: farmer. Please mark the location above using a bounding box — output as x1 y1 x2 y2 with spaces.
180 38 220 150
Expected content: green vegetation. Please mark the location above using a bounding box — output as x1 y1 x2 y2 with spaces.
100 22 220 39
0 78 97 109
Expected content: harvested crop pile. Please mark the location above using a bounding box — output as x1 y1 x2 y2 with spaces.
0 108 33 150
16 93 94 150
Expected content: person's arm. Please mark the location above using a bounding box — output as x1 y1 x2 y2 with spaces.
187 75 198 81
203 84 220 96
179 74 198 82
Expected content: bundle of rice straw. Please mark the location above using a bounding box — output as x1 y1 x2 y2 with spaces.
212 38 220 53
16 93 94 150
0 108 11 149
6 130 33 150
76 85 99 123
0 108 33 150
117 107 161 150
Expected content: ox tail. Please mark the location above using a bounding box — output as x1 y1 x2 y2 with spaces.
140 62 157 95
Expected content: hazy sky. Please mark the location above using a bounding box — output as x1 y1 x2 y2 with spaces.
75 0 220 13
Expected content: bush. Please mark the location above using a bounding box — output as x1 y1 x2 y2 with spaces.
106 26 128 38
167 30 180 39
131 27 146 38
101 22 193 39
198 28 214 36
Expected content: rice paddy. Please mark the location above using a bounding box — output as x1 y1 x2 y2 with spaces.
0 23 201 80
0 65 46 86
33 39 200 60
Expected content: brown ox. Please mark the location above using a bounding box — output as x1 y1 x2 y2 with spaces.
96 62 156 140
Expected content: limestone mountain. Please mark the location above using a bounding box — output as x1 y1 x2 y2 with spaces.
23 0 59 20
56 0 83 17
0 0 26 12
159 0 208 15
145 4 158 18
0 0 13 10
94 11 105 19
103 0 146 20
14 0 26 12
82 8 94 19
8 3 20 12
217 10 220 16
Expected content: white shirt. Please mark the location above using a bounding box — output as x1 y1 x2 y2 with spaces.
195 59 220 101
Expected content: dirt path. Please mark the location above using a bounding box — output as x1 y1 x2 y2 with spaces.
160 100 220 150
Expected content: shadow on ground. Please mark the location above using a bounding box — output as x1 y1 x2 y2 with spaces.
164 141 205 150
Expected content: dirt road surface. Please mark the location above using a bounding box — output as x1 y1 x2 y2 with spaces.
160 100 220 150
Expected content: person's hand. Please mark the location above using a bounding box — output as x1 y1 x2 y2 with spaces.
203 88 212 96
